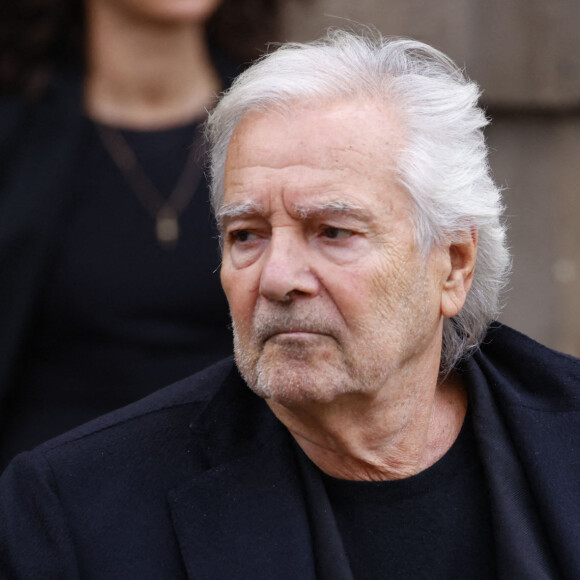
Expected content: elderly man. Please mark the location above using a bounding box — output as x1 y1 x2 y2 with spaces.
1 30 579 579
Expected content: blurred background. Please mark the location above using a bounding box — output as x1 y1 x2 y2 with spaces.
278 0 580 356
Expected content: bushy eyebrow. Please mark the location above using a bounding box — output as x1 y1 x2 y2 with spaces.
217 198 374 232
292 200 370 221
217 201 264 231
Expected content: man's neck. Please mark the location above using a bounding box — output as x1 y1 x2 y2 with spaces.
267 371 467 482
84 3 221 129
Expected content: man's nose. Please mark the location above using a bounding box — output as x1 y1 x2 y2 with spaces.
259 230 320 302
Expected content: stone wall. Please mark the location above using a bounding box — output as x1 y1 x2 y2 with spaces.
280 0 580 355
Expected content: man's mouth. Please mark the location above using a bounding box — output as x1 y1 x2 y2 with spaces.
259 325 335 346
251 310 339 346
268 330 323 340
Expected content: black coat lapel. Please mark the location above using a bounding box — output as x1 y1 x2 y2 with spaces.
468 357 560 579
471 324 580 579
168 441 317 580
167 369 317 579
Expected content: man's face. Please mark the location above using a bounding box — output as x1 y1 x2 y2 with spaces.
220 100 452 407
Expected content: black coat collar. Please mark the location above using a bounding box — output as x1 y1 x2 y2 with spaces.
168 368 318 579
469 323 580 579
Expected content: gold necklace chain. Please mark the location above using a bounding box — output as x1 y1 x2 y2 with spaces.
95 122 205 250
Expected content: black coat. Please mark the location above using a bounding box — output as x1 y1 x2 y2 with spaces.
0 72 84 413
0 323 579 579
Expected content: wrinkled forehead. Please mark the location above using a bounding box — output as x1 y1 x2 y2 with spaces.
219 99 413 234
223 99 406 197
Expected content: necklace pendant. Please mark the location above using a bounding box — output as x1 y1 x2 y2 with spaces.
156 207 179 249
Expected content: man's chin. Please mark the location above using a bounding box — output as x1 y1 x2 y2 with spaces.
249 361 352 406
262 333 336 360
234 337 353 405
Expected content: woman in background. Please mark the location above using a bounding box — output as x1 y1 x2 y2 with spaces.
0 0 300 468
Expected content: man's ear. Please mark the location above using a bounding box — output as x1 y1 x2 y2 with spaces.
440 230 478 319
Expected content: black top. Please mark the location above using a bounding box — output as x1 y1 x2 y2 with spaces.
0 117 232 466
321 414 496 579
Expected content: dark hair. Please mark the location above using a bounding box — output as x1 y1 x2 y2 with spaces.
0 0 306 95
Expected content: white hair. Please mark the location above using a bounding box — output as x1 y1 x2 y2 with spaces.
206 29 510 373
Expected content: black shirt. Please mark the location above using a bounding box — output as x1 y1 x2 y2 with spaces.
321 414 496 579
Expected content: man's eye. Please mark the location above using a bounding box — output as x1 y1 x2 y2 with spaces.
322 226 353 240
230 229 257 243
